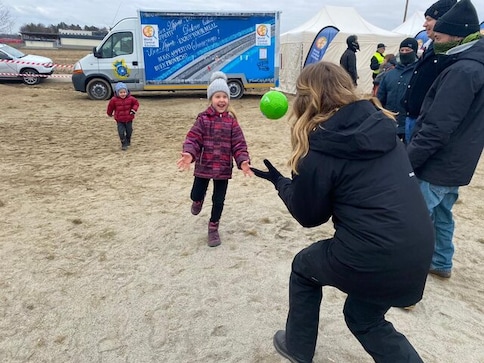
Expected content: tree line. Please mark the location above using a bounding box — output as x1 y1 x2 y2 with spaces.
0 1 107 34
20 22 108 34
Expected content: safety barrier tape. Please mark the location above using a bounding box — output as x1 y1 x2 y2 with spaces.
0 59 73 68
0 72 72 78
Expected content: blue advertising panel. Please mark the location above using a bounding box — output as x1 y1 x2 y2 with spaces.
415 30 429 49
139 11 277 86
304 26 339 67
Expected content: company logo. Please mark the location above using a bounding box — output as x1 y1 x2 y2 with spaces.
256 25 268 37
315 37 328 50
112 59 130 79
143 25 155 38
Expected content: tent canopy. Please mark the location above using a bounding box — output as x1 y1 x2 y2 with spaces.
279 6 405 94
392 11 426 37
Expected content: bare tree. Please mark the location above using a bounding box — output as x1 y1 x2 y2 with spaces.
0 1 14 33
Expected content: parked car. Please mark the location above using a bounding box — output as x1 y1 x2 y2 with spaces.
0 43 56 85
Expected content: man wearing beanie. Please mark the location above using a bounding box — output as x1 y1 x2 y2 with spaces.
377 38 418 142
369 43 386 80
407 0 484 279
402 0 456 143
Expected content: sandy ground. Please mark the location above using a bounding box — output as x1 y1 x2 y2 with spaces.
0 58 483 362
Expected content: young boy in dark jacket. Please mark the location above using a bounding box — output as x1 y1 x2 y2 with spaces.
107 82 139 151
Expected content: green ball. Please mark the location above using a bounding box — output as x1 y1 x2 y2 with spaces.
260 90 288 120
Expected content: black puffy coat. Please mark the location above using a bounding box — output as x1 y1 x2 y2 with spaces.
408 38 484 186
276 100 434 306
402 42 457 118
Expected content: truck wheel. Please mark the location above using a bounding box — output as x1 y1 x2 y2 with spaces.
87 78 113 100
22 68 41 85
228 79 244 99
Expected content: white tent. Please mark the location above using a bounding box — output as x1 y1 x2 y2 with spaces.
393 11 429 52
279 6 404 94
392 11 426 36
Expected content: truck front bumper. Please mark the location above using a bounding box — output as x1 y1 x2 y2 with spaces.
72 73 87 92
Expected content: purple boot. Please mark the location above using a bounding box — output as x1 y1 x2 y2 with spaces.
191 200 204 215
208 221 221 247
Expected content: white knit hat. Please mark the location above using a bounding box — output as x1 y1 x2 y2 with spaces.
207 71 230 99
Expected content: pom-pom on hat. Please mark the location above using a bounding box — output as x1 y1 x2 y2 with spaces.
433 0 480 37
399 38 419 53
207 71 230 99
115 82 128 95
424 0 456 20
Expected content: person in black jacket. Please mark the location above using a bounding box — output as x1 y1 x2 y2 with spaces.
339 35 359 86
402 0 456 143
407 0 484 279
251 62 434 363
377 38 418 142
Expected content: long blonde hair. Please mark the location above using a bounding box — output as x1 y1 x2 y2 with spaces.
288 61 394 174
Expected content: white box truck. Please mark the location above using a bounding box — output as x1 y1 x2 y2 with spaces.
72 10 280 100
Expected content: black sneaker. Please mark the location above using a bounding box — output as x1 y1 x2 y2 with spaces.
121 145 128 151
273 330 312 363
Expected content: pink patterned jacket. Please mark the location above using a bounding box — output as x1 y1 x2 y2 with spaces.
182 105 250 180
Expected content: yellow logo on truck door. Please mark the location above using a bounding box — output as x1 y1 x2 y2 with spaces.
112 59 130 79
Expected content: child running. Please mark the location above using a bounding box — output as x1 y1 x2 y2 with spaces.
176 72 253 247
106 82 139 151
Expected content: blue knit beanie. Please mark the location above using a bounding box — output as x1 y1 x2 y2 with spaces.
115 82 128 95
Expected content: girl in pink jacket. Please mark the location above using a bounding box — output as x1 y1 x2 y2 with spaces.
177 72 253 247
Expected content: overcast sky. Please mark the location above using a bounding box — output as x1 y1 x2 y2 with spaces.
4 0 484 34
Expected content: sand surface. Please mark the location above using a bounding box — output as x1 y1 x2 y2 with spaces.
1 52 483 362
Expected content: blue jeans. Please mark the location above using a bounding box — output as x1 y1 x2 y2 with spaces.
418 180 459 271
405 116 417 144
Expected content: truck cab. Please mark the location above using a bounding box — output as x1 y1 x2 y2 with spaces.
72 18 142 100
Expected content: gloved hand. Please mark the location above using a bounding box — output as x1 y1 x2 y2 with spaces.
250 159 284 187
130 109 137 115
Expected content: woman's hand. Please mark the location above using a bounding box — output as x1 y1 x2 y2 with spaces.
250 159 284 187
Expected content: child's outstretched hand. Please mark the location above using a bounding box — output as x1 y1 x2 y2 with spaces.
177 152 193 171
241 160 254 177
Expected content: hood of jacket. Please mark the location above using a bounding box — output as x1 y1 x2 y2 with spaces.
309 100 397 160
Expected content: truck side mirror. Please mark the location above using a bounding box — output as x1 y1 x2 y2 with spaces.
93 47 100 58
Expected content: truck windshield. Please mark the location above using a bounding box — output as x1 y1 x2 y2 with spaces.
98 32 133 58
